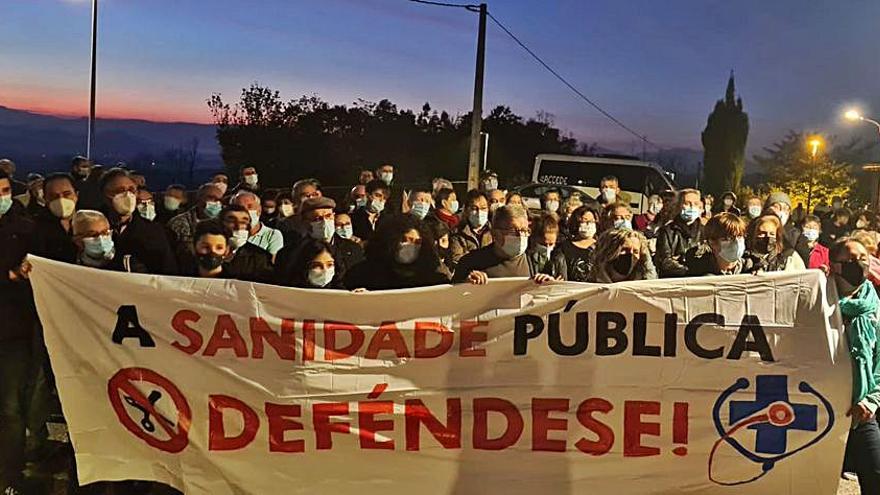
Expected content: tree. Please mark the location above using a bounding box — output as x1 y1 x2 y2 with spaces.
701 72 749 197
753 131 855 210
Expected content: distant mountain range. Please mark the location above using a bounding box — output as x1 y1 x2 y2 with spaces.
0 105 222 179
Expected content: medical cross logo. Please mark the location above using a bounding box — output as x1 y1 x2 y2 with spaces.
709 375 833 486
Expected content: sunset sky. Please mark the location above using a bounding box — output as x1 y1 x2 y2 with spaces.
2 0 879 151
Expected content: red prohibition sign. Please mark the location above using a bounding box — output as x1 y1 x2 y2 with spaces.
107 367 192 453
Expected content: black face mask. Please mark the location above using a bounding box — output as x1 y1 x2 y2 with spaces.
754 236 776 255
611 253 635 275
197 253 224 271
840 260 868 287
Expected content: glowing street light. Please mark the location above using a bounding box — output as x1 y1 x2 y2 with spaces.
844 109 880 137
807 136 823 159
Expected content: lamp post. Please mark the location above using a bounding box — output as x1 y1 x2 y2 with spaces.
846 110 880 210
805 136 823 213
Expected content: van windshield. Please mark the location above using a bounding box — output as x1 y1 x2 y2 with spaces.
536 160 669 195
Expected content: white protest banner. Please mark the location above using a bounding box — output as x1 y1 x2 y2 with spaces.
28 255 850 494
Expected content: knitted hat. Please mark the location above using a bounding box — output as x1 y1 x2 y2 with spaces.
764 191 791 210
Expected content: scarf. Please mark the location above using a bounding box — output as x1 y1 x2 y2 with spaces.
840 281 880 405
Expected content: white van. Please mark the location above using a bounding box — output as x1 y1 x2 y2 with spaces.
532 153 676 213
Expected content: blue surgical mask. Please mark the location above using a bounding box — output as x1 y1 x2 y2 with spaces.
680 207 701 223
448 200 459 213
369 198 385 214
803 228 820 242
613 219 632 230
718 237 745 263
411 202 430 220
535 243 555 258
748 205 762 219
501 235 528 258
355 197 368 209
204 201 222 218
0 194 12 215
248 210 260 227
579 222 597 239
82 234 115 263
336 224 354 239
307 266 335 288
310 218 335 241
469 210 489 228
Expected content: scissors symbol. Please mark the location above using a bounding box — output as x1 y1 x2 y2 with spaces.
124 390 170 433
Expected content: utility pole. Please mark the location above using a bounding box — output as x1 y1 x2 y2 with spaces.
467 3 487 190
87 0 98 160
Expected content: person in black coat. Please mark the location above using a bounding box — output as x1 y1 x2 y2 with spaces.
279 239 346 289
351 179 391 242
345 213 450 291
99 168 177 275
31 173 79 263
654 188 704 277
217 205 274 283
70 210 149 273
70 156 103 211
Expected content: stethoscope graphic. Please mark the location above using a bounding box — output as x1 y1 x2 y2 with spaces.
708 377 834 486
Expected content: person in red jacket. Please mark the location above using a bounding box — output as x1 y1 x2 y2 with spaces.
795 215 829 272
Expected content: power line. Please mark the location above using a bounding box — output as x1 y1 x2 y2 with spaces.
486 11 662 150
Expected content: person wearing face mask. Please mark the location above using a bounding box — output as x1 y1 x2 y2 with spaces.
821 208 852 246
157 184 187 225
351 179 391 242
212 205 274 283
431 187 460 231
71 210 147 273
281 240 344 289
556 205 599 282
603 201 634 233
210 172 230 197
99 168 177 275
31 173 79 263
794 215 829 271
488 189 506 219
633 194 663 238
855 212 873 231
428 220 454 278
334 211 361 245
589 228 657 283
449 190 493 270
167 183 225 267
829 238 880 495
701 194 715 223
346 184 368 214
453 205 555 286
542 189 562 216
230 191 284 259
594 175 632 206
69 155 103 210
374 163 406 215
654 189 704 278
526 214 566 279
684 213 749 276
0 170 38 495
190 220 232 279
261 196 278 226
715 191 741 216
0 159 27 197
229 166 260 196
745 196 764 221
345 214 449 290
276 179 323 246
743 214 805 273
763 191 801 249
135 188 157 222
849 230 880 290
559 193 584 235
408 189 434 222
275 198 363 285
18 173 46 217
275 192 296 221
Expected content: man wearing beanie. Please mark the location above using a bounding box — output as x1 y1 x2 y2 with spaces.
764 191 801 249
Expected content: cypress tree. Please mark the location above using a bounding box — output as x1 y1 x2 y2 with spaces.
701 71 749 196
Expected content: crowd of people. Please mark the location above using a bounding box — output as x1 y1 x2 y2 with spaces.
1 155 880 493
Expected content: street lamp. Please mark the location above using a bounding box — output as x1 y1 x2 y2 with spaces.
805 135 824 212
808 137 823 159
845 109 880 137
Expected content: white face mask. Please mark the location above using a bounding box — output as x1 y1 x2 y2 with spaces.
248 210 260 228
213 182 228 195
230 229 249 249
244 174 259 186
501 235 528 258
137 202 156 221
578 222 597 239
164 196 181 212
379 172 394 184
395 242 420 264
535 243 555 257
112 191 137 216
49 197 76 219
545 200 560 213
308 266 335 287
310 218 335 241
279 203 294 217
602 189 617 202
857 220 868 229
748 205 762 218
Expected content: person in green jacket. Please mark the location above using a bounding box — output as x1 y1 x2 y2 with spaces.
832 237 880 493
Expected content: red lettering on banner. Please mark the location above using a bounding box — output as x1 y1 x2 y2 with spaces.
623 401 660 457
575 398 615 455
365 322 410 359
250 318 295 361
324 322 364 361
413 322 453 358
404 398 462 451
532 398 569 452
472 398 523 450
208 395 259 451
358 401 395 450
203 315 248 358
170 310 202 354
460 321 488 357
313 402 350 449
302 320 316 362
265 403 304 453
